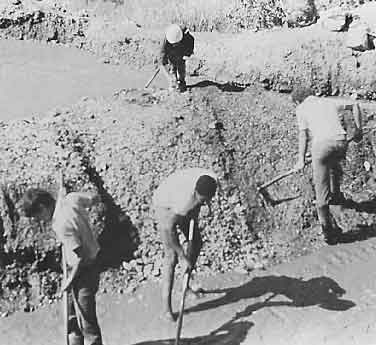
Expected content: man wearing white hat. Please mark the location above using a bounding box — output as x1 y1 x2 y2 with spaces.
160 23 194 92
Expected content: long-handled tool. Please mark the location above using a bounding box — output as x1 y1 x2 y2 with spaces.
144 68 160 89
257 130 367 205
62 246 69 345
175 218 194 345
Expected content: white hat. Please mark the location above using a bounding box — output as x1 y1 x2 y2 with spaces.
165 24 183 44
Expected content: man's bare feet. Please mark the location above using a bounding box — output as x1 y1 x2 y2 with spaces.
187 286 204 299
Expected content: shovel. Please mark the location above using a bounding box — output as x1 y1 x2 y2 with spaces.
174 218 195 345
62 247 69 345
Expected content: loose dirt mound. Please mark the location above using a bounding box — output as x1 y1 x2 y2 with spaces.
1 85 376 314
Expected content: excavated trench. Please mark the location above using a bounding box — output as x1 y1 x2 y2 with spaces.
2 3 376 315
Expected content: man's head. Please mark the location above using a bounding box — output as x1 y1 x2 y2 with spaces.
165 24 183 46
21 188 55 221
291 86 314 105
194 175 217 204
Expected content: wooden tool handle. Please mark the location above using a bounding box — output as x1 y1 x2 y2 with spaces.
62 247 69 345
174 219 195 345
144 68 160 89
258 169 296 190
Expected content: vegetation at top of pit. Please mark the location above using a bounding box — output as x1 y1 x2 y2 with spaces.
0 0 369 33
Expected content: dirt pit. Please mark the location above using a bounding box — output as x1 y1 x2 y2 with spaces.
1 41 376 317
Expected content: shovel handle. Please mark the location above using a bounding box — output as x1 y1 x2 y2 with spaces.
257 132 364 192
62 247 69 345
144 68 160 89
174 219 195 345
258 169 296 190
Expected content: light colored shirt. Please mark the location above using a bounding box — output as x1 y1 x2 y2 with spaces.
296 96 351 143
153 168 217 216
52 192 100 267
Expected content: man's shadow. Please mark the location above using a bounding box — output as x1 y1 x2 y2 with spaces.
186 275 355 315
337 224 376 244
352 197 376 214
82 159 140 271
131 320 253 345
330 197 376 243
187 80 248 92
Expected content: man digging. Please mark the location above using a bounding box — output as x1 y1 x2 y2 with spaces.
21 173 104 345
160 23 194 93
153 167 218 321
292 88 363 245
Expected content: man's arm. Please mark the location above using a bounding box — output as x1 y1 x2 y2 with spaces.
61 248 83 292
182 31 194 57
164 214 192 270
160 38 169 65
159 40 175 89
294 129 309 171
352 102 363 142
56 171 67 203
73 192 100 207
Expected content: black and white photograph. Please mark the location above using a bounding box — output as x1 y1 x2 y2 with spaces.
1 0 376 344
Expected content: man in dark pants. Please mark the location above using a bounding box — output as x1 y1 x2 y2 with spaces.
153 168 218 321
21 174 103 345
160 23 194 92
292 89 363 244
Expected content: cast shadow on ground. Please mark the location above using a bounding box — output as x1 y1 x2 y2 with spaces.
331 197 376 214
338 224 376 244
186 275 355 315
131 320 253 345
353 197 376 214
83 161 139 271
187 80 248 92
330 197 376 244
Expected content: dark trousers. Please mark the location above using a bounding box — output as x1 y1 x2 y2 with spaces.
67 264 103 345
166 58 186 84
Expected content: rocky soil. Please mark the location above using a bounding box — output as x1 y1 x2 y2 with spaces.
1 84 376 315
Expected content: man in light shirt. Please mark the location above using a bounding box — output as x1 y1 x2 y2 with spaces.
292 88 363 244
153 167 218 321
21 176 103 345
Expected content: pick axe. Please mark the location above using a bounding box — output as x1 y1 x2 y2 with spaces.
257 130 367 205
144 68 160 89
175 218 194 345
257 166 307 206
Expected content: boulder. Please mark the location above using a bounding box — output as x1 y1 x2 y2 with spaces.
352 2 376 35
346 23 375 52
318 7 353 32
282 0 318 27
